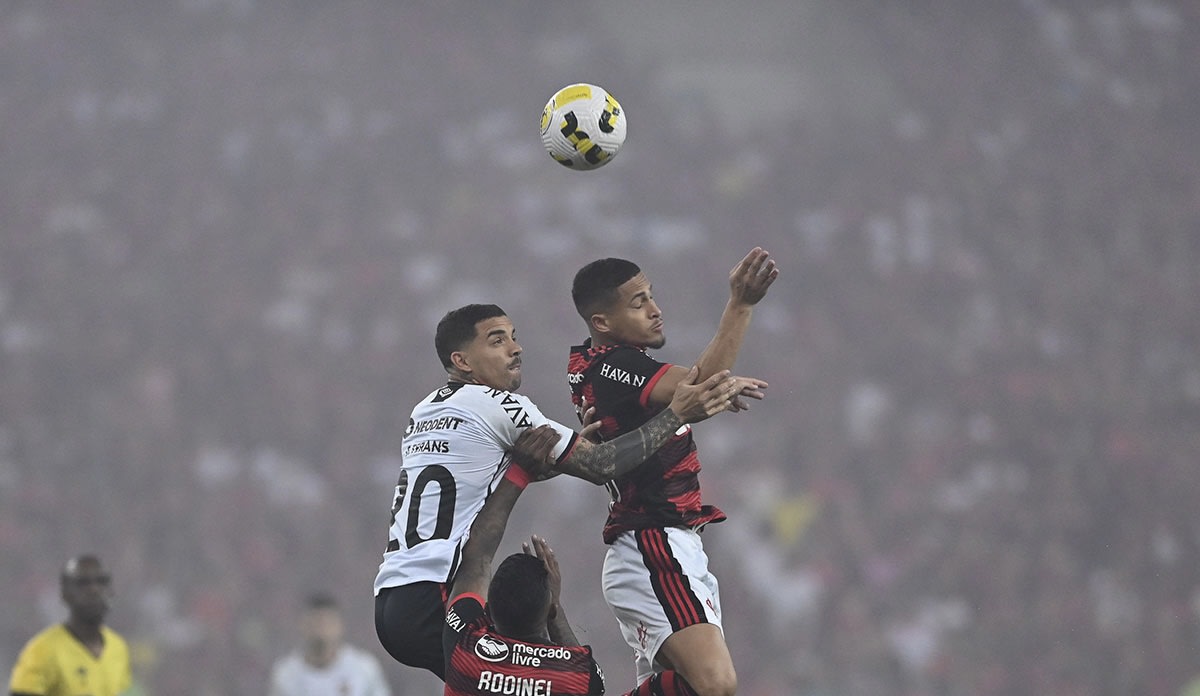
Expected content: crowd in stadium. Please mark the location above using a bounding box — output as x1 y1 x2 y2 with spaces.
1 2 1197 695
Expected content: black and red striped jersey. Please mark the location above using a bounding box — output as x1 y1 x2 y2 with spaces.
567 340 726 544
443 593 605 696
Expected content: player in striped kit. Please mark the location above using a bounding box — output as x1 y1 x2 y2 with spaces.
374 303 747 681
442 427 730 696
568 248 778 696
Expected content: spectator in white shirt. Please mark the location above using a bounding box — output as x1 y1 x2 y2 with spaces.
268 592 391 696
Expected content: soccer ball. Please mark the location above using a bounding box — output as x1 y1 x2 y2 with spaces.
540 83 626 170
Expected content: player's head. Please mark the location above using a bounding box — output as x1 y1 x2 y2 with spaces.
435 304 523 391
60 555 113 626
487 553 552 638
300 592 345 659
572 258 664 349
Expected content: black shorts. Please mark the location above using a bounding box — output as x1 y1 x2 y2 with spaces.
375 581 448 680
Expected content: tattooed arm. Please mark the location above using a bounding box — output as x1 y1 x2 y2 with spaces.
556 367 739 485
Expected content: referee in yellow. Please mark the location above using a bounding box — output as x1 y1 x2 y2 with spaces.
9 555 132 696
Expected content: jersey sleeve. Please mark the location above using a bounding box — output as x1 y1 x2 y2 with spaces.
484 392 579 462
8 634 51 695
521 398 579 461
442 592 487 671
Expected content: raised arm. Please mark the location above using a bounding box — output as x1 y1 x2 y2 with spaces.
447 479 522 602
447 426 561 601
557 367 740 485
522 535 579 646
647 247 778 406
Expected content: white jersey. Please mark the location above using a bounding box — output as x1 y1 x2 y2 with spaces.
267 644 391 696
373 382 578 593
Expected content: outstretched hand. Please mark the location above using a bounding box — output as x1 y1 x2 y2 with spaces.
668 366 742 424
729 246 779 306
725 375 769 411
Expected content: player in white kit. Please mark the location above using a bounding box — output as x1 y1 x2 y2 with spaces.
373 303 745 680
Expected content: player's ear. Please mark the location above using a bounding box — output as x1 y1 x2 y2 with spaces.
450 351 472 374
590 312 611 335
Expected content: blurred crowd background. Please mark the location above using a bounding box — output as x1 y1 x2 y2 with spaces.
1 1 1198 695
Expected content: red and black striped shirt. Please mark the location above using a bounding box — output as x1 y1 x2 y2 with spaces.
567 340 726 544
443 593 605 696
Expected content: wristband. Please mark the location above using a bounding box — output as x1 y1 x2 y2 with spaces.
504 463 531 490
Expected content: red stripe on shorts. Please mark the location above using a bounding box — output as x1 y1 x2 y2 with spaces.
635 528 705 630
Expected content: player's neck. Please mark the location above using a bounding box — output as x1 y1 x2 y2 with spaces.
507 628 552 644
446 370 478 386
495 619 550 644
64 619 105 655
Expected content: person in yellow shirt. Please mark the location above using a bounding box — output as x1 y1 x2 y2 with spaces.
9 555 132 696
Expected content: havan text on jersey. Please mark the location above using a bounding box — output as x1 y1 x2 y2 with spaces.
599 363 646 387
485 388 536 429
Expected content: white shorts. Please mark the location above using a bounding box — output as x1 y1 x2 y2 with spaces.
602 527 723 683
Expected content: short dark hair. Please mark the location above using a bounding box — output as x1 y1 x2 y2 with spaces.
435 304 507 369
61 554 104 584
571 258 641 320
487 553 550 635
305 592 338 611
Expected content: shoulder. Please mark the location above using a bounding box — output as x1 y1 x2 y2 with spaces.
20 624 66 653
446 592 486 622
102 625 130 651
586 345 668 387
271 651 304 675
413 383 534 432
11 626 68 683
273 651 303 667
445 593 488 637
340 644 384 668
439 383 540 412
600 343 663 367
570 341 627 363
